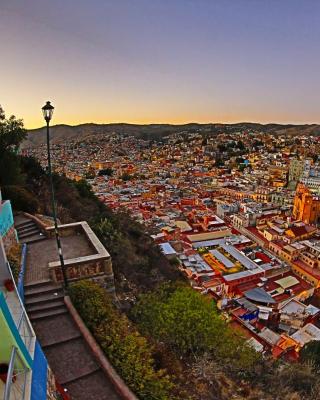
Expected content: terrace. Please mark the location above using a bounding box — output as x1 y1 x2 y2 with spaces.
22 220 114 292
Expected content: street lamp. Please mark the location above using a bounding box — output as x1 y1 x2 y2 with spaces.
42 101 68 288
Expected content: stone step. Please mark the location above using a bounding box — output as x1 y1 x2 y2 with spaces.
17 224 39 235
15 219 37 229
31 314 82 347
42 332 82 349
28 306 68 321
44 337 100 386
24 283 63 297
15 220 36 229
20 235 47 244
65 369 120 400
27 299 65 313
25 292 64 306
62 366 101 386
24 279 52 289
18 228 41 238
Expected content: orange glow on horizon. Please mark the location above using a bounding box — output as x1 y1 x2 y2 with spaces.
25 115 320 130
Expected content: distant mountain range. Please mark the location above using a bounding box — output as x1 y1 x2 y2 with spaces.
23 122 320 148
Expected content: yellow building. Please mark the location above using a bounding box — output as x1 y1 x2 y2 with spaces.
293 184 320 225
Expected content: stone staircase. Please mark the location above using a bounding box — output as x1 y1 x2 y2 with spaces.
15 218 46 244
24 281 121 399
24 281 66 321
19 213 122 399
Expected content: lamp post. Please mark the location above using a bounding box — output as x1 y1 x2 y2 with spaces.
42 101 68 289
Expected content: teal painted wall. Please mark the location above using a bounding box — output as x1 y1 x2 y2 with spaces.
0 200 14 238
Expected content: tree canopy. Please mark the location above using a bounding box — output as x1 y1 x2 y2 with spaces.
131 284 260 375
300 340 320 368
69 280 176 400
0 105 27 186
0 106 26 154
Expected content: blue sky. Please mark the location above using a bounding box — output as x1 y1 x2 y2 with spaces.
1 0 320 127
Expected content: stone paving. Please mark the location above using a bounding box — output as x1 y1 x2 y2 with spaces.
25 234 93 284
14 214 31 226
31 312 122 400
32 314 81 347
20 215 123 400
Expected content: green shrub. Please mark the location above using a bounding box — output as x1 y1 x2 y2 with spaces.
132 284 226 355
7 243 22 282
69 281 176 400
131 284 260 374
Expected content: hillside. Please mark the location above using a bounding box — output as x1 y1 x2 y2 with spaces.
23 122 320 147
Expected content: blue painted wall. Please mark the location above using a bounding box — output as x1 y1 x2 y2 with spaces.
31 341 48 400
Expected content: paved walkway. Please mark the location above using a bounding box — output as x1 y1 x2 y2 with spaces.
19 215 123 400
32 313 122 400
25 235 93 284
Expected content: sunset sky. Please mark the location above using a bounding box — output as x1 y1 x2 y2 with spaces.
1 0 320 128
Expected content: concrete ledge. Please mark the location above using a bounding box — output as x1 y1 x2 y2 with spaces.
48 254 107 269
64 296 138 400
47 222 110 270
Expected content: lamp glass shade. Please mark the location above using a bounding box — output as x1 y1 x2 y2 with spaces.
42 101 54 122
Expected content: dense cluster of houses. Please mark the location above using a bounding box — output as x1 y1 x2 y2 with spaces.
24 127 320 360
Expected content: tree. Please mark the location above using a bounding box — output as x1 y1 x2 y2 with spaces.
93 218 123 244
132 284 228 355
131 284 260 377
300 340 320 369
69 281 175 400
0 105 27 186
98 168 113 176
0 106 27 155
73 179 95 199
121 172 132 181
2 185 39 213
217 144 226 152
215 158 224 167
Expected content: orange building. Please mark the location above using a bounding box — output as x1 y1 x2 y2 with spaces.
293 184 320 225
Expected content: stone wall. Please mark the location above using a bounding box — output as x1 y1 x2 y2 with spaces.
0 199 18 252
47 221 115 295
2 225 18 253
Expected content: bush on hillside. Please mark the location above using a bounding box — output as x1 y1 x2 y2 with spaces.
2 185 39 213
300 340 320 369
131 284 260 375
69 281 176 400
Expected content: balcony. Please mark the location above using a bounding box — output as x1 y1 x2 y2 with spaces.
0 261 36 400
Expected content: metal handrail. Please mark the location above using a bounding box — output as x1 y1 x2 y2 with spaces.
5 261 35 350
3 346 29 400
17 310 33 351
17 312 24 330
3 346 17 400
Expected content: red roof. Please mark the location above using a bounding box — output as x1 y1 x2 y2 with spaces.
255 251 271 263
246 227 269 245
294 259 320 280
